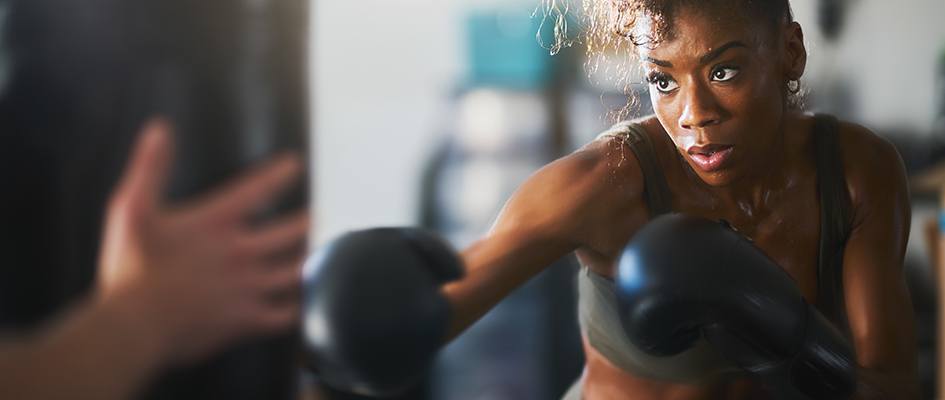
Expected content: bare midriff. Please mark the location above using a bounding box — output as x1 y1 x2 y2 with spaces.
580 335 761 400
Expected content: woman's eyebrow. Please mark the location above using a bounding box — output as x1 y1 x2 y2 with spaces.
699 41 748 64
643 40 748 68
643 56 673 67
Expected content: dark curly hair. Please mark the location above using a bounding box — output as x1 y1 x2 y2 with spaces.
539 0 799 119
607 0 793 47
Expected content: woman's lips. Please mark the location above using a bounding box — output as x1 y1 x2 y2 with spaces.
687 145 734 172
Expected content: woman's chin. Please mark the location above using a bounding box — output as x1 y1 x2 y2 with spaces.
687 163 740 187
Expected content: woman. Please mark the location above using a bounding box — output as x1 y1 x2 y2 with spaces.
443 0 919 398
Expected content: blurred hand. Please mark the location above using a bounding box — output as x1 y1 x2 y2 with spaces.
96 119 309 366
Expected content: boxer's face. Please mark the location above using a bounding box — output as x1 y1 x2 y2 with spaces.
638 6 803 187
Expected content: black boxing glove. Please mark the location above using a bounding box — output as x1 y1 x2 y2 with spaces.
616 214 856 399
302 228 464 397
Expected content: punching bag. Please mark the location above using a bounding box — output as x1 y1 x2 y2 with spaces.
0 0 308 399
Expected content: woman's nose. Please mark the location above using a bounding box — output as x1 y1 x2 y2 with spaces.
678 83 722 130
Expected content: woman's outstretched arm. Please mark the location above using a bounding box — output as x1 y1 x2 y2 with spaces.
444 138 644 339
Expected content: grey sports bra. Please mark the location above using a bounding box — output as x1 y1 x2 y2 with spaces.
577 115 852 382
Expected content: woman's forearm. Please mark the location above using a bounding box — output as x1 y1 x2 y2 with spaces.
0 290 167 400
443 231 576 340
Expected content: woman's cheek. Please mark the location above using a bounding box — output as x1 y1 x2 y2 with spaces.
653 94 682 126
653 107 680 138
747 71 783 107
672 133 697 151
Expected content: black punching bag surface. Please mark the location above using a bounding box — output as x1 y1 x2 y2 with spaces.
0 0 309 399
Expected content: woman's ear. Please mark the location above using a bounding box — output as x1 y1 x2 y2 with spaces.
783 21 807 80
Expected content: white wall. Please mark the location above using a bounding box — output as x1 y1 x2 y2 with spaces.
312 1 460 243
311 0 543 243
793 0 945 132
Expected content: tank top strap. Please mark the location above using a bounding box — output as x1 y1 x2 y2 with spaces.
812 113 853 331
599 121 673 217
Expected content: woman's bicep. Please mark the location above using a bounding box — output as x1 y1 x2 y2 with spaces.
842 204 919 398
842 212 914 369
840 133 918 397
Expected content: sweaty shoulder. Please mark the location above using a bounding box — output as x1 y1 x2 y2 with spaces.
835 120 910 229
489 121 647 248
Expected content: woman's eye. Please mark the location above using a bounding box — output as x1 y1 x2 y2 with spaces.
651 77 679 93
711 67 739 82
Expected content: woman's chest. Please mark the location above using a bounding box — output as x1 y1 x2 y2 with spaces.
578 184 823 303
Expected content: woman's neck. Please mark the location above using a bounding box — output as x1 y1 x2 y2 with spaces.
691 113 806 220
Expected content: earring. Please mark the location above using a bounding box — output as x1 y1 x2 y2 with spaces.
787 79 801 94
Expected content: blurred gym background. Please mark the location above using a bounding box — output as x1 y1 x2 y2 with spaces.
313 0 945 399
